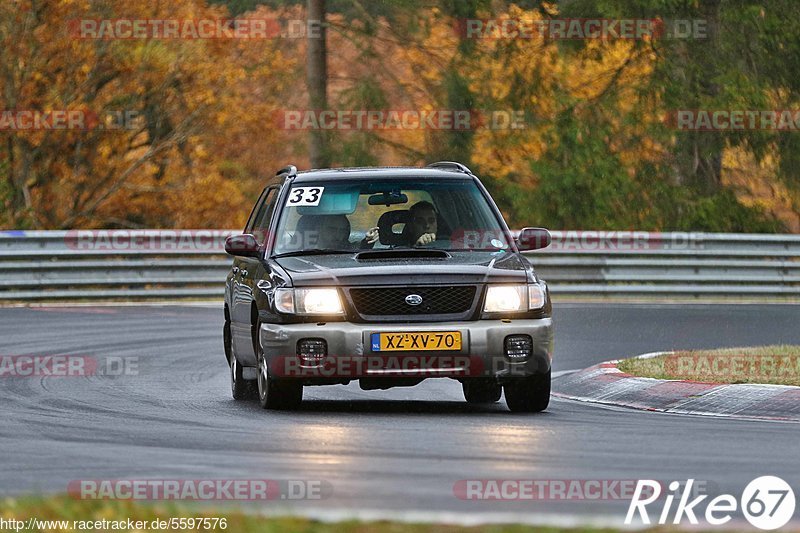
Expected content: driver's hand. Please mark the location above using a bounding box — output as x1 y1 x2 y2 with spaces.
415 233 436 246
365 227 379 244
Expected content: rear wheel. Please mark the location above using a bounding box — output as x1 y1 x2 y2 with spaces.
255 322 302 410
462 379 502 404
504 371 551 413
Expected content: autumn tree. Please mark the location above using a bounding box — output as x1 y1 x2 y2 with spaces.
0 0 295 229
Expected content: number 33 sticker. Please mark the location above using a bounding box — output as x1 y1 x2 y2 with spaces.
287 187 324 206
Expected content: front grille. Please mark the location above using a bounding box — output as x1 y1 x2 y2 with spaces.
349 286 477 316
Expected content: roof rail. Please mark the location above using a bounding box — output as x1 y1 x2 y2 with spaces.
275 165 298 178
426 161 472 174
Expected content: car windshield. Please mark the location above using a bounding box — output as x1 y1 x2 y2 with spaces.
272 178 512 256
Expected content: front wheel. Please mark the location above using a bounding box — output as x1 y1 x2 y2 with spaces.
462 379 502 404
231 355 257 400
227 319 256 400
504 371 550 413
256 329 302 410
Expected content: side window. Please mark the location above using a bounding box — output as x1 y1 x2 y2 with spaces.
244 188 270 234
252 187 279 246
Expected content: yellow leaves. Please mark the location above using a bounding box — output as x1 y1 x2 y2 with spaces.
540 3 560 17
455 5 667 186
12 2 791 230
1 0 297 229
459 7 561 182
405 18 458 85
166 171 249 228
471 133 545 188
722 145 799 232
562 40 648 102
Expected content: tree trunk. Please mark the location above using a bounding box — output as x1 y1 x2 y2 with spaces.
676 0 723 193
306 0 330 168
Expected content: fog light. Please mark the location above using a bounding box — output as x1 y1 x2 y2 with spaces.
298 338 327 366
505 335 532 361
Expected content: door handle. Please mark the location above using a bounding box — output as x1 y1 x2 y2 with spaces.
241 269 248 277
232 266 240 275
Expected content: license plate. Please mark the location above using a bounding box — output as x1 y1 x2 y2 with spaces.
371 332 462 352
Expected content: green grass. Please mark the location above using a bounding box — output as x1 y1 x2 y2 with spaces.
617 345 800 386
0 494 720 533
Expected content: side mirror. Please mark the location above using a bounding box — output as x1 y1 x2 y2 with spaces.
224 234 261 258
516 227 551 251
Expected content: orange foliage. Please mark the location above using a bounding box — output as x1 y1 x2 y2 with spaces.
1 1 797 230
1 0 297 229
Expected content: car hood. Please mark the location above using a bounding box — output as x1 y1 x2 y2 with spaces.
275 251 532 286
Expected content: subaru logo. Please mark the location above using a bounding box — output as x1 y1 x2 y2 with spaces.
405 294 423 306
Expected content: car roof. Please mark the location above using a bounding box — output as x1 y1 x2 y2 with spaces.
290 167 475 183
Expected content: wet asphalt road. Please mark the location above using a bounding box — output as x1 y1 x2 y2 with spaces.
1 303 798 526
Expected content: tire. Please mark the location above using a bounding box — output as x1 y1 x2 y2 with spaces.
230 354 257 401
226 319 256 400
255 322 302 410
462 379 502 404
504 370 551 413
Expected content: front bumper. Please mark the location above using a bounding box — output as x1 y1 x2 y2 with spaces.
259 318 553 382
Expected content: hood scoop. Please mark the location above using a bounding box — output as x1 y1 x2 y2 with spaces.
355 249 451 261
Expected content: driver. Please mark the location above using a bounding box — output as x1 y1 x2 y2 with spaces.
408 201 438 246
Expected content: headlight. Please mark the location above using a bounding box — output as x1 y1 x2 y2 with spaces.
274 288 344 315
484 285 525 312
483 284 546 313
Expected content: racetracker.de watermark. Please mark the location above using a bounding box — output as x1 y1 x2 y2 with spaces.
67 18 322 39
667 110 800 131
63 230 235 251
663 354 800 382
271 354 489 378
0 110 140 131
274 109 526 130
454 479 717 501
68 479 332 501
529 231 705 251
454 18 707 40
0 356 139 377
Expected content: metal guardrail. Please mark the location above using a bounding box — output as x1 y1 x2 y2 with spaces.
1 230 799 301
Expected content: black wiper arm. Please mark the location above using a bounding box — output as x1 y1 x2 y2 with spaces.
272 248 353 258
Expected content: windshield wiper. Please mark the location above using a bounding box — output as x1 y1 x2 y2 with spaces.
272 248 353 258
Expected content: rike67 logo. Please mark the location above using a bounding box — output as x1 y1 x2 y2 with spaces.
626 477 795 530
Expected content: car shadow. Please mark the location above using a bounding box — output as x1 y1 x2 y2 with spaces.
233 398 555 418
296 399 507 415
